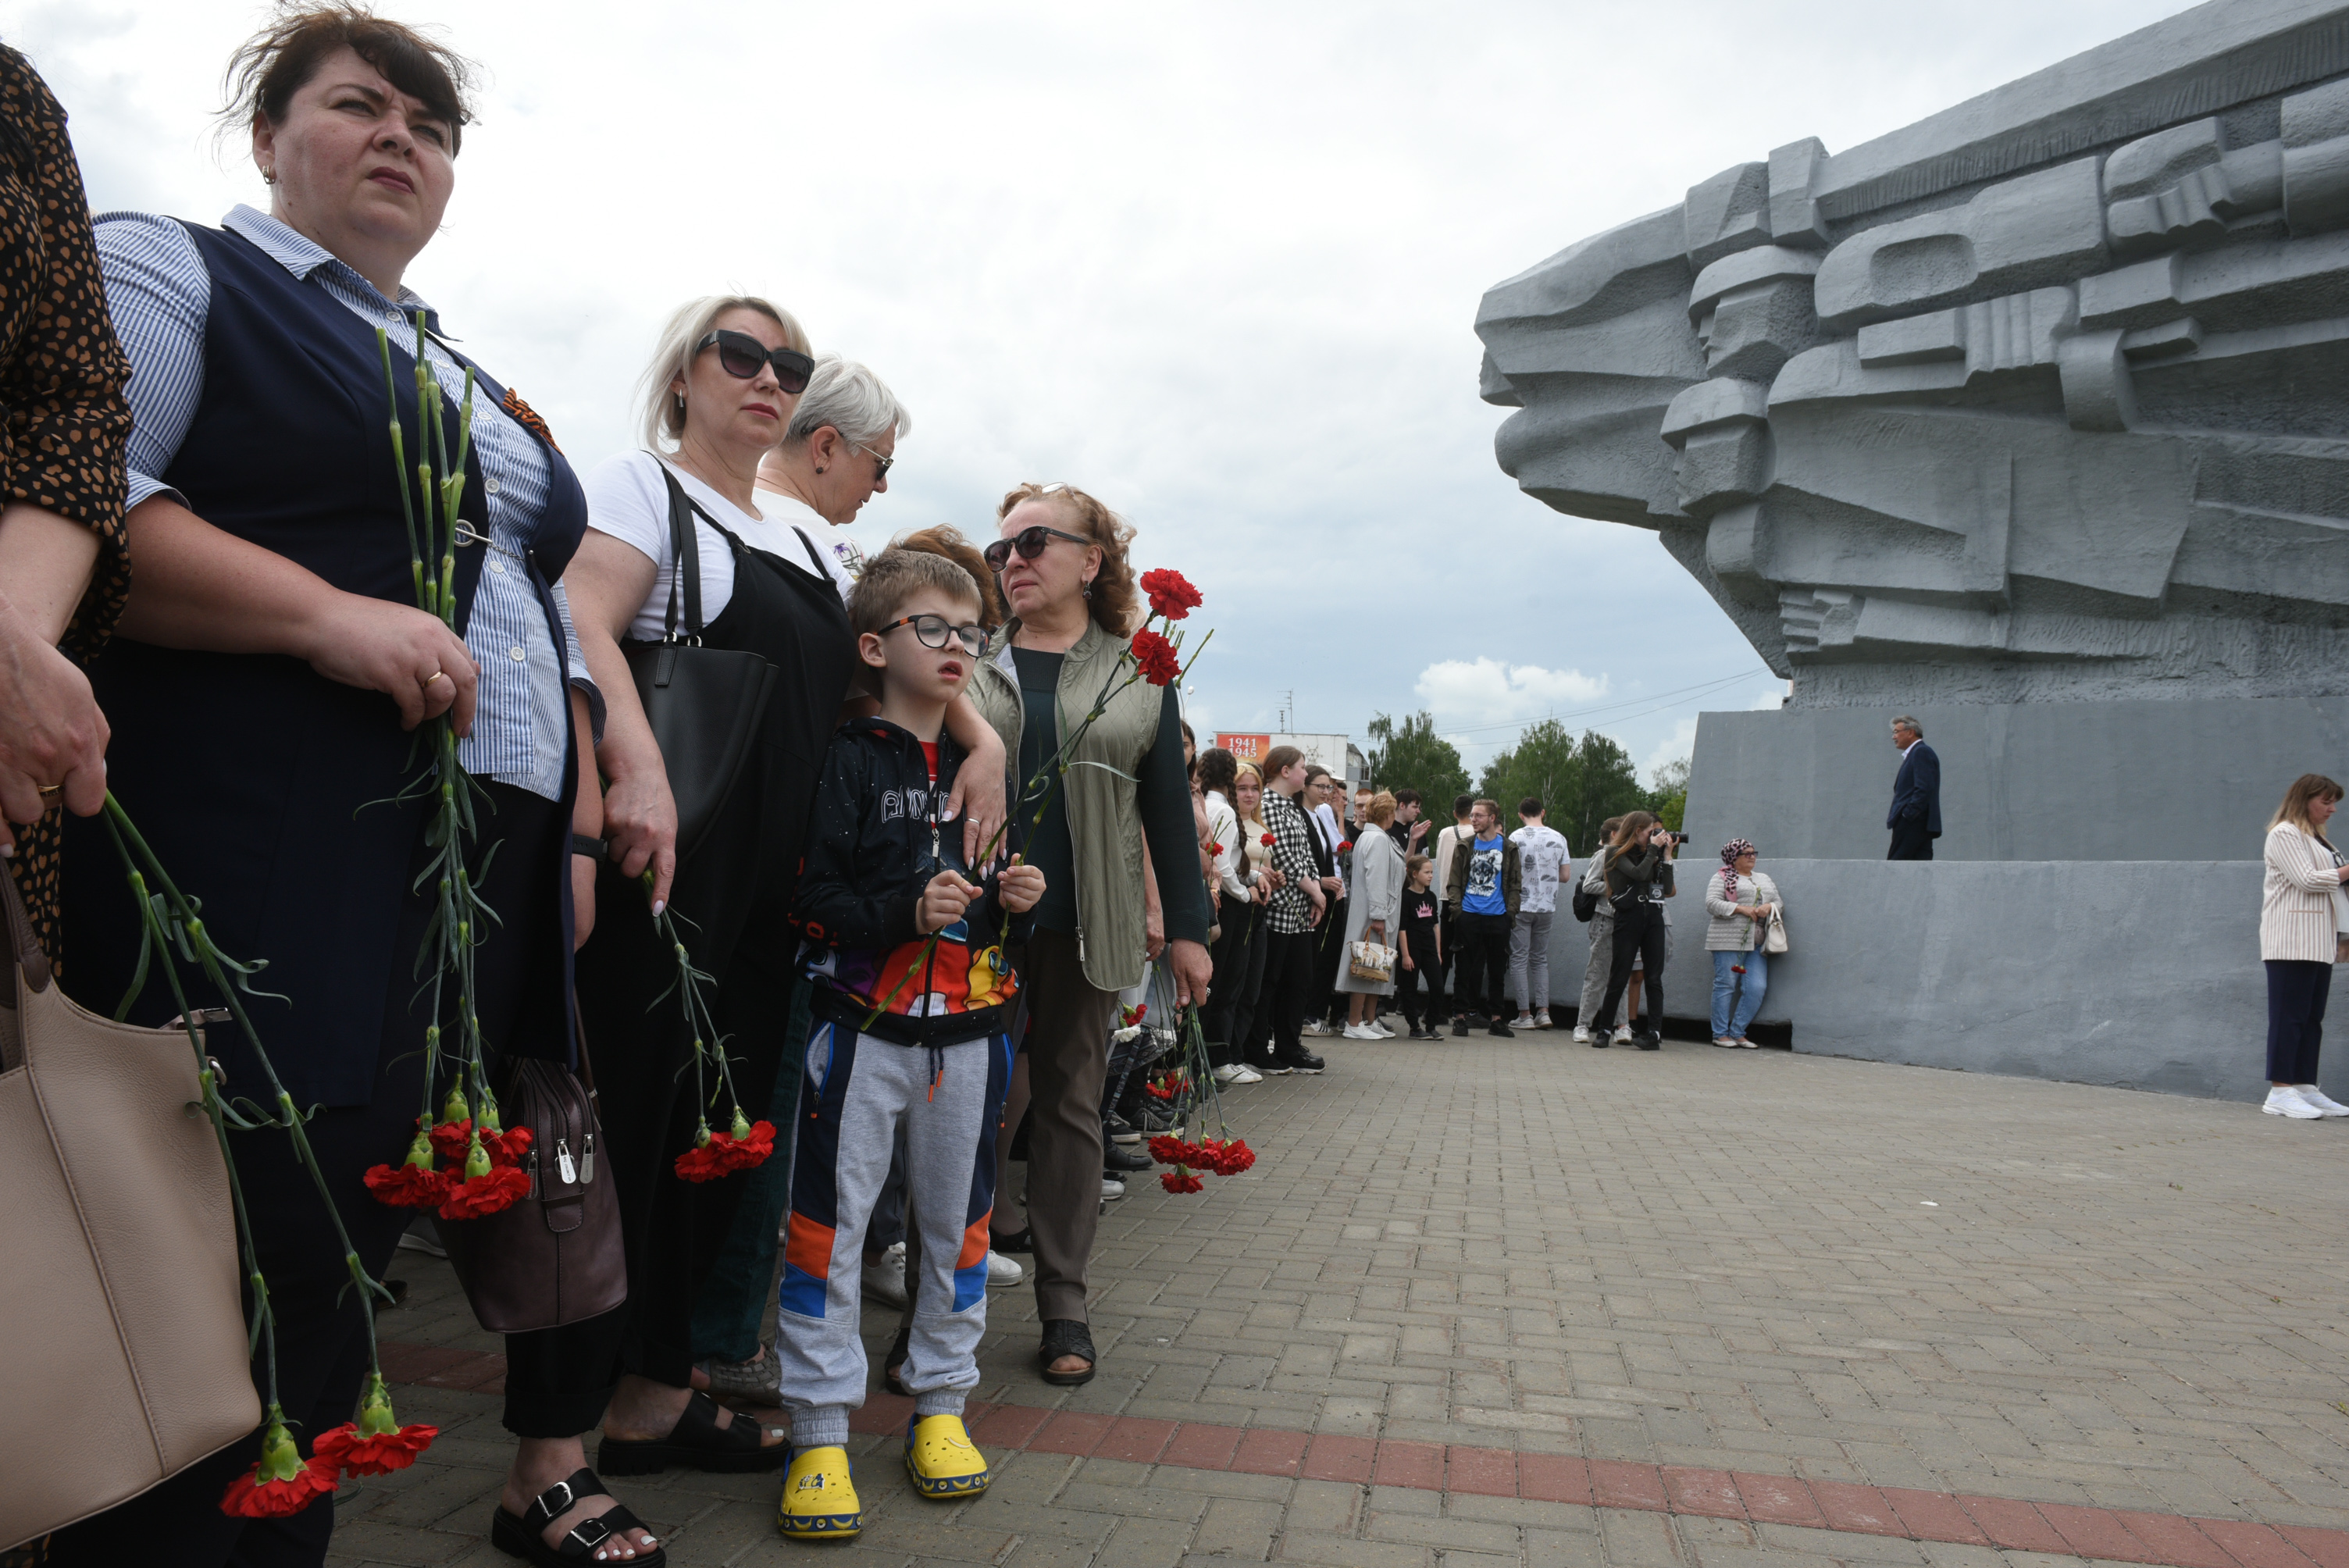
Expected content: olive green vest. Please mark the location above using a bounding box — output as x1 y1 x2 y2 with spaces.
974 618 1164 991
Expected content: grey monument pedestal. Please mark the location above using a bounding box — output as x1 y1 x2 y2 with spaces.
1492 0 2349 1100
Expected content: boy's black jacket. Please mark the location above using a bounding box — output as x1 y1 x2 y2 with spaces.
790 715 1029 1045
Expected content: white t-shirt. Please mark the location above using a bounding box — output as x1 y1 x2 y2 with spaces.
583 452 850 642
1511 823 1572 914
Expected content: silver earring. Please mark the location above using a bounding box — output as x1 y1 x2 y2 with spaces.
262 168 277 185
673 395 685 415
1082 579 1094 600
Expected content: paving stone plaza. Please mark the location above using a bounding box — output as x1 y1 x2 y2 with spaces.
331 1036 2349 1568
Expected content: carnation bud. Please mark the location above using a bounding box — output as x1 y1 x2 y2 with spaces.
463 1132 492 1180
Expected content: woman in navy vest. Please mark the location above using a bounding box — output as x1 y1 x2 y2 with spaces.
56 12 653 1566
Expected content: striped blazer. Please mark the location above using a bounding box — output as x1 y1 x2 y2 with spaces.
2261 823 2344 964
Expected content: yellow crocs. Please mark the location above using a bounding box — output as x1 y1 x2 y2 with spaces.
778 1446 861 1541
904 1413 992 1499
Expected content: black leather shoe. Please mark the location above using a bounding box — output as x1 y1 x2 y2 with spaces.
1589 1034 1609 1048
1450 1021 1470 1038
1103 1142 1151 1172
1488 1021 1515 1038
1273 1049 1325 1074
1637 1033 1662 1050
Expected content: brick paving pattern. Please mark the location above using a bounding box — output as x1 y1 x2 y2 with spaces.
329 1035 2349 1566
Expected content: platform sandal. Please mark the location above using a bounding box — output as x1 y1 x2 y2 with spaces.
490 1467 666 1566
597 1388 790 1476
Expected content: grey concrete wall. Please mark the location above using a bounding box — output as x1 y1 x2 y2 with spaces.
1684 697 2349 864
1541 858 2290 1103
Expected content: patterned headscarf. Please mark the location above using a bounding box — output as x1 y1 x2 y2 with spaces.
1720 839 1756 902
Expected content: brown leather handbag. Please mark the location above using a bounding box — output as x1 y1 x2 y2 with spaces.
0 865 259 1549
438 1013 626 1333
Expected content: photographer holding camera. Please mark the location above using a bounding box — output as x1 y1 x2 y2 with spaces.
1594 812 1678 1050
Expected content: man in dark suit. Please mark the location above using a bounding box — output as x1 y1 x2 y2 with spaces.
1887 715 1941 860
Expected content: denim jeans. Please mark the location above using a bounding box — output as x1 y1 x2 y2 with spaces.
1710 948 1769 1039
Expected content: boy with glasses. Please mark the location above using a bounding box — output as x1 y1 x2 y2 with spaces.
778 549 1044 1540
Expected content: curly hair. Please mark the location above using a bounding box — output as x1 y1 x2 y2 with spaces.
996 482 1139 636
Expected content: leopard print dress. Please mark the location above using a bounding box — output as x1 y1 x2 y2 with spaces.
0 45 134 972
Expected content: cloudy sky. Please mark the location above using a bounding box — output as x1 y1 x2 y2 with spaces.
20 0 2193 784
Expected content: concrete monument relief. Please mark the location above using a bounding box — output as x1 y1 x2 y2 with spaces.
1479 0 2349 1099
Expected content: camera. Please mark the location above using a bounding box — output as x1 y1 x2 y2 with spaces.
1656 829 1688 845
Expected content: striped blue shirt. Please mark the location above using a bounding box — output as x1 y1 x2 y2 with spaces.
95 205 591 802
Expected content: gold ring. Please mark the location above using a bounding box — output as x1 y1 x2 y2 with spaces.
422 671 448 688
37 783 62 796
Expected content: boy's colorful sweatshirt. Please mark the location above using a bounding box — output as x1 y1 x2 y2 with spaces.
791 715 1028 1044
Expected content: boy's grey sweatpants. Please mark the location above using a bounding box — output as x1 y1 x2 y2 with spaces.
776 1021 1009 1449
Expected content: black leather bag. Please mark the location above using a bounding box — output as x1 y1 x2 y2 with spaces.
1570 879 1599 923
622 463 779 865
440 1012 627 1334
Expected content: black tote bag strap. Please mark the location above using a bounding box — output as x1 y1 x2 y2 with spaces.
654 461 708 641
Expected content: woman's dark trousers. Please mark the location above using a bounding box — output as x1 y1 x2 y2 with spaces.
1597 902 1668 1040
2267 958 2333 1083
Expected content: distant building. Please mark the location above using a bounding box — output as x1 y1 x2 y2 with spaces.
1214 732 1363 789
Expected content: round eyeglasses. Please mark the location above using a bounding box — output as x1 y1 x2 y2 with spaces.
876 613 989 657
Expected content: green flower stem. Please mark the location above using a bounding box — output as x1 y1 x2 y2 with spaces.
643 871 744 1128
103 798 397 1404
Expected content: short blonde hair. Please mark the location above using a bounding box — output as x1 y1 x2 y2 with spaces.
1366 790 1397 827
637 294 813 451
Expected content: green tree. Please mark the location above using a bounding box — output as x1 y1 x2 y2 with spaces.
1365 710 1467 808
1648 756 1691 834
1479 725 1647 854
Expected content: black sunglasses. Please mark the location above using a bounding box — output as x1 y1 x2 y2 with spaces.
982 524 1091 572
876 613 989 657
694 328 814 394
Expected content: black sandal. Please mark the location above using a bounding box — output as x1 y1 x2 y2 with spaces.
490 1467 667 1566
1038 1319 1096 1387
597 1388 789 1476
883 1325 913 1398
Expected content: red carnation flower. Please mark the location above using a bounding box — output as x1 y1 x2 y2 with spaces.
1260 832 1275 846
1145 1078 1174 1101
715 1119 776 1174
313 1420 438 1478
1160 1170 1204 1194
1148 1134 1203 1166
1207 841 1223 854
1139 568 1203 622
1130 629 1182 686
428 1117 472 1164
1199 1138 1256 1175
1337 839 1353 853
437 1165 530 1221
220 1411 337 1518
363 1160 449 1209
429 1117 534 1169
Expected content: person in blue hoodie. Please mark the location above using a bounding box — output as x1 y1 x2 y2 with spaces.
777 548 1043 1540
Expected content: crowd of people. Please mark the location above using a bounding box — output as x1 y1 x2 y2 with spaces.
1184 783 1786 1060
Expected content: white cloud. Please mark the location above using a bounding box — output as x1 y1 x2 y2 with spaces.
1644 718 1697 784
1414 658 1608 731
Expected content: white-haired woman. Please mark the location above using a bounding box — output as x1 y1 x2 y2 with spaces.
561 299 1006 1477
754 352 906 583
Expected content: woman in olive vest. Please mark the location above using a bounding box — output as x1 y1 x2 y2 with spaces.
975 483 1212 1386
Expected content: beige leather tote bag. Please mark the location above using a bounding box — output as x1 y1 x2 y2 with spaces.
0 866 258 1548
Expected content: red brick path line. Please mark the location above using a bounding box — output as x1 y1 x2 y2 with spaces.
379 1341 2347 1567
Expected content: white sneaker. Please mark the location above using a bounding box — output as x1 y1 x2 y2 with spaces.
2296 1084 2349 1117
1102 1175 1127 1199
1342 1023 1380 1041
1212 1063 1246 1085
1373 1018 1400 1037
1534 1011 1553 1029
1228 1063 1264 1084
1513 1014 1537 1031
1611 1025 1633 1045
1713 1036 1738 1048
861 1242 909 1307
1301 1019 1336 1037
2265 1085 2324 1119
986 1250 1025 1286
1571 1025 1593 1044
